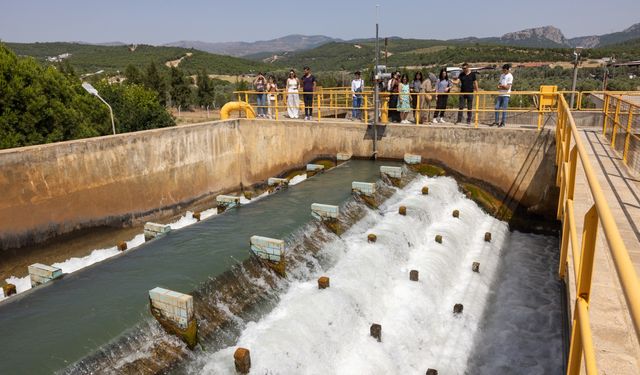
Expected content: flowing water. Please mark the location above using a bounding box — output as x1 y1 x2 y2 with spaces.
0 160 393 374
0 160 563 375
180 176 563 375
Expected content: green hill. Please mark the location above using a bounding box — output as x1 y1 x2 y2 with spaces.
5 42 273 75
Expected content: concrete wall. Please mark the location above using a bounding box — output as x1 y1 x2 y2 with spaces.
0 119 556 251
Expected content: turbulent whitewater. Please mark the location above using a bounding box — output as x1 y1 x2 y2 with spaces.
178 175 563 374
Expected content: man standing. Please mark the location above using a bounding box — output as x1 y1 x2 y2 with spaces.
301 66 317 120
493 64 513 128
351 71 364 120
456 63 478 125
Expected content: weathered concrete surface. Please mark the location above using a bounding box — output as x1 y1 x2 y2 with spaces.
0 119 556 251
566 129 640 374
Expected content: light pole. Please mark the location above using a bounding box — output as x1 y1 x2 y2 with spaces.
570 46 583 109
82 82 116 135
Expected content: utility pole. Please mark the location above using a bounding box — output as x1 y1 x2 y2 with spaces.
569 47 583 109
373 4 380 159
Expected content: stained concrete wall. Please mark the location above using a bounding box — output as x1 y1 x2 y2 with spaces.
0 119 556 251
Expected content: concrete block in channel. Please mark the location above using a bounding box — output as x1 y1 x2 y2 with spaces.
337 152 352 161
28 263 63 287
250 236 284 263
380 166 403 179
352 181 376 197
306 164 325 171
311 203 339 220
216 195 240 213
144 222 171 241
149 287 197 348
404 153 422 164
268 177 289 187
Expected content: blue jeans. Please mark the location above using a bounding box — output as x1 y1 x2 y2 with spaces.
495 96 510 124
352 95 362 119
256 93 267 116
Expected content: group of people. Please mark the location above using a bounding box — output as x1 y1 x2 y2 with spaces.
252 67 317 120
252 63 514 127
381 63 513 127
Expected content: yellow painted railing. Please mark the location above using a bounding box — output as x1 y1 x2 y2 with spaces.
600 93 640 172
233 89 558 129
556 93 640 374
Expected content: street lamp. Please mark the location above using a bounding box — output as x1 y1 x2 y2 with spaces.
82 82 116 135
570 46 583 109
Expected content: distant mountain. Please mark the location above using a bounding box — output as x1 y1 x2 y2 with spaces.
569 23 640 48
165 34 341 57
451 26 568 48
452 23 640 49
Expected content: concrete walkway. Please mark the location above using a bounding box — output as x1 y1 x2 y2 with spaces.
569 128 640 374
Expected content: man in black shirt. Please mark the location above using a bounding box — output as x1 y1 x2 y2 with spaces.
456 63 478 125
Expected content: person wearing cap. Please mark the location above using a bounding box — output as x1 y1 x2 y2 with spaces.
493 63 513 128
351 71 364 120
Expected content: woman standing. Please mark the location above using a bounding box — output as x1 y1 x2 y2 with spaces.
387 71 400 123
286 70 300 119
411 72 423 122
398 74 412 123
266 75 278 119
419 75 434 124
433 69 452 123
253 72 267 117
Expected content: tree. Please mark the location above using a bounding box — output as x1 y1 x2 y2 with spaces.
0 43 108 149
124 64 143 85
144 62 167 106
169 67 192 109
95 82 175 133
196 70 215 107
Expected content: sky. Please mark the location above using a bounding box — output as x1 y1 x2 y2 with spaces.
1 0 639 44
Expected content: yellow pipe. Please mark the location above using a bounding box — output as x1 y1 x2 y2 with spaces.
220 101 256 120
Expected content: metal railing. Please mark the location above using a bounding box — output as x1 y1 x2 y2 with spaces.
601 93 640 175
556 93 640 374
233 88 559 129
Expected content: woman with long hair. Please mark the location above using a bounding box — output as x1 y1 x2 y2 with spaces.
387 71 400 123
433 68 452 123
411 71 423 122
398 73 412 123
266 75 278 119
286 70 300 119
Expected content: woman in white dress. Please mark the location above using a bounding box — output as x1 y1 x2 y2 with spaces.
286 70 301 119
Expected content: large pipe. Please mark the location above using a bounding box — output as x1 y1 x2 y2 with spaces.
220 101 256 120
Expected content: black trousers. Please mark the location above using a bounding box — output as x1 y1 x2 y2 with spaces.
303 93 313 116
457 94 473 122
389 94 400 122
435 95 448 118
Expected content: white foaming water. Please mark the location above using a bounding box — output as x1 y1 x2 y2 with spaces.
288 173 307 185
187 176 556 374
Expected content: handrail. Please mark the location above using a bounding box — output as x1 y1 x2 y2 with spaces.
556 93 640 374
232 89 556 129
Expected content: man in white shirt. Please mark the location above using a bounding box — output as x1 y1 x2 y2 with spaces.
493 64 513 128
351 71 364 120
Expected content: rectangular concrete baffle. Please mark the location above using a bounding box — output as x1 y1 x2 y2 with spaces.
337 152 352 163
250 235 286 276
404 153 422 165
306 163 325 177
28 263 63 287
148 287 198 349
380 166 403 179
311 203 339 220
267 177 289 188
311 203 341 235
352 182 376 196
144 222 172 241
216 194 241 213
